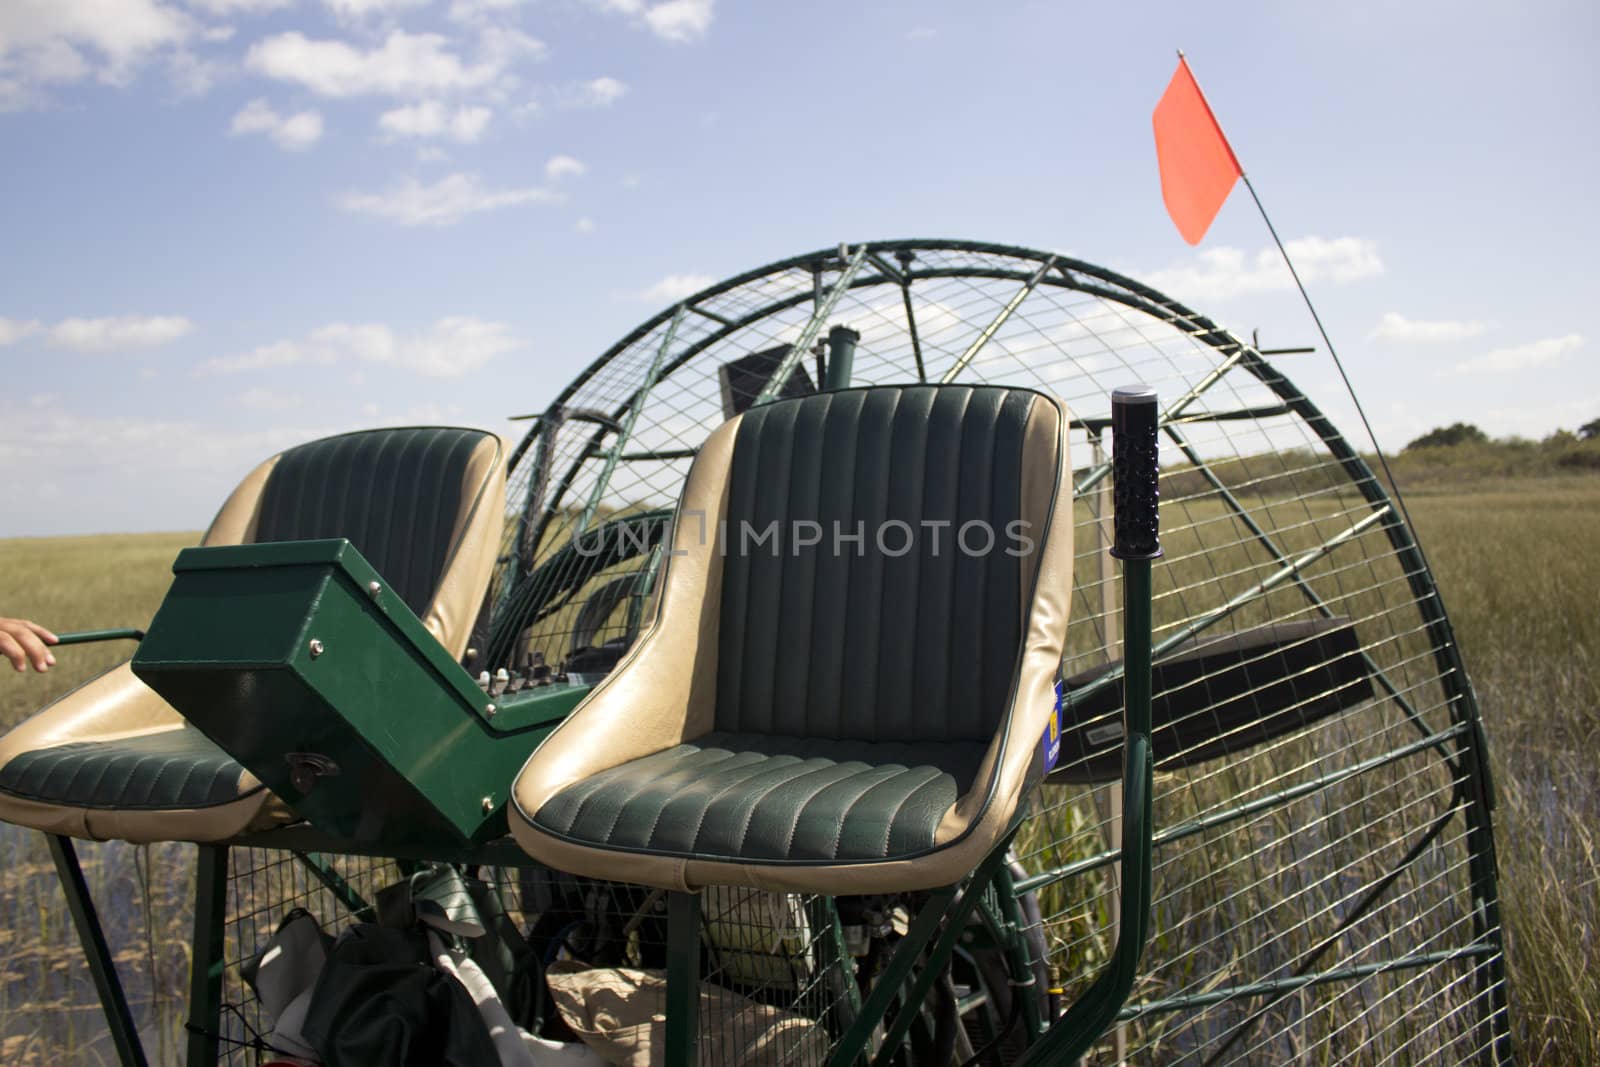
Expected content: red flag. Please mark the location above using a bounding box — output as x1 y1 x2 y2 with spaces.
1153 56 1242 245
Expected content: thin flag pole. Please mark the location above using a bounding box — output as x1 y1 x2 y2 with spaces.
1181 51 1421 536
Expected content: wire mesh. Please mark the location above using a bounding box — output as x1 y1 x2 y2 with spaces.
473 240 1507 1064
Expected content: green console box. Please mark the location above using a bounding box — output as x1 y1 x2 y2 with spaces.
131 539 588 847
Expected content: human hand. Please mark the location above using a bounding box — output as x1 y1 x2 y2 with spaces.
1 618 58 673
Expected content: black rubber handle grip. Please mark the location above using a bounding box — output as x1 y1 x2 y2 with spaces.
1111 385 1162 560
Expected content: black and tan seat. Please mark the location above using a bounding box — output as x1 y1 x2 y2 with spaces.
511 384 1072 894
0 427 505 844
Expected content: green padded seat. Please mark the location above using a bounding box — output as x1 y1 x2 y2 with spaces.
0 727 247 811
514 384 1075 893
0 425 505 843
530 733 987 864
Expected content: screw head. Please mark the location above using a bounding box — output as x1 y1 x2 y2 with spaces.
308 638 325 658
367 580 382 597
481 796 494 814
484 703 497 718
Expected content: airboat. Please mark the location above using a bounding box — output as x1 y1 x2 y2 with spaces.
0 240 1510 1065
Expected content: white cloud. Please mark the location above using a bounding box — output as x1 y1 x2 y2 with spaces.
575 216 595 233
545 154 585 181
1142 236 1383 303
49 316 194 352
0 0 198 109
1369 312 1488 343
573 75 627 107
229 98 324 151
640 273 714 304
0 318 42 346
235 386 305 410
906 26 937 41
321 0 429 20
204 316 523 377
340 172 558 226
378 100 492 142
449 0 527 22
246 30 506 98
186 0 291 13
586 0 714 42
1454 333 1583 375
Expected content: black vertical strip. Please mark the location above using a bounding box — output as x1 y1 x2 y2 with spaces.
946 388 1003 740
801 390 865 740
982 393 1030 735
771 393 832 735
837 388 900 741
716 410 765 733
738 400 801 735
910 387 970 740
874 386 936 742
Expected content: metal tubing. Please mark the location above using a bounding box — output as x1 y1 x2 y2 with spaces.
826 885 957 1066
1019 721 1468 894
577 303 687 537
48 834 149 1067
665 891 701 1067
824 325 859 391
864 832 1022 1066
53 628 145 645
292 851 376 923
940 256 1055 383
754 246 868 406
186 845 228 1067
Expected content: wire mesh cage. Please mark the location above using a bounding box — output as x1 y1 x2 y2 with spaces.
470 239 1508 1064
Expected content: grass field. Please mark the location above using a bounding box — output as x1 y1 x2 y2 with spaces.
0 479 1595 1063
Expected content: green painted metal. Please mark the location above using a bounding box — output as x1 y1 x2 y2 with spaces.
577 303 687 537
752 245 867 406
665 891 701 1067
991 862 1045 1039
48 834 149 1067
1017 560 1155 1067
864 831 1022 1066
825 885 956 1066
53 628 145 645
939 255 1055 383
1116 943 1497 1020
133 539 570 846
809 894 862 1037
823 324 858 391
186 845 228 1067
293 851 377 923
1018 722 1467 894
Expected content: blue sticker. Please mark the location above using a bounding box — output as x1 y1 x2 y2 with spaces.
1041 679 1064 773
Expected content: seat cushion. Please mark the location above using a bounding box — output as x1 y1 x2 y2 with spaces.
529 732 988 865
0 725 247 810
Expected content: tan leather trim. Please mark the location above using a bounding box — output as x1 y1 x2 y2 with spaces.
202 453 281 546
510 391 1076 895
510 416 741 867
0 663 295 842
420 433 507 657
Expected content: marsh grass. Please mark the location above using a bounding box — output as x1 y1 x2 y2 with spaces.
0 480 1594 1063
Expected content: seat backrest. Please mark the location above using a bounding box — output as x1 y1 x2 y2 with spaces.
202 426 506 658
714 385 1063 744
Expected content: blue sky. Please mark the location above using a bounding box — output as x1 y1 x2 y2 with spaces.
1 0 1595 536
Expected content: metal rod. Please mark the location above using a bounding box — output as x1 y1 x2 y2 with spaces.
866 830 1022 1066
577 304 686 536
54 628 145 645
754 245 868 406
292 851 377 923
828 885 957 1065
665 891 701 1067
48 834 149 1067
1117 943 1497 1020
940 256 1055 383
1018 721 1468 893
185 844 228 1067
824 325 859 391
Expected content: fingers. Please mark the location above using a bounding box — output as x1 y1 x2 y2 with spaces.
0 619 56 672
